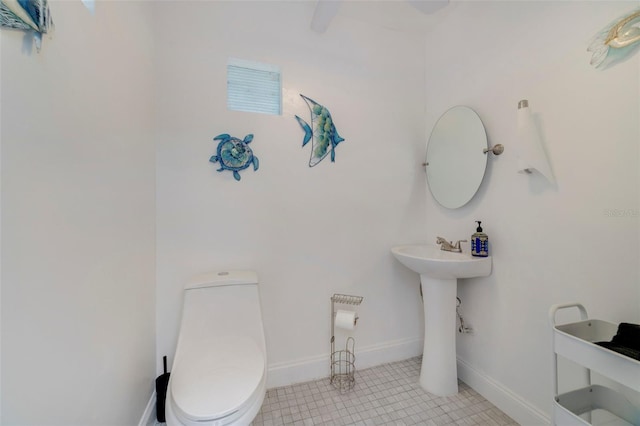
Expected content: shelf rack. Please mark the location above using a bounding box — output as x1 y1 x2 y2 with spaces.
549 303 640 425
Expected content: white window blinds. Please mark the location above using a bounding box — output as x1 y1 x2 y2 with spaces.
227 59 282 115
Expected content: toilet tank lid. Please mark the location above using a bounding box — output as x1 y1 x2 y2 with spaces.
186 270 258 290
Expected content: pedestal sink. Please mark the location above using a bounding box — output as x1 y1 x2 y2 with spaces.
391 244 491 396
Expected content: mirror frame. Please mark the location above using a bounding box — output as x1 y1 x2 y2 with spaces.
425 106 488 209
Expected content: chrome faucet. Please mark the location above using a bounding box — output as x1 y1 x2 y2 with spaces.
436 237 467 253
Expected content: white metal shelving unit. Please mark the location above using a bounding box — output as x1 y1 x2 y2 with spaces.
549 303 640 425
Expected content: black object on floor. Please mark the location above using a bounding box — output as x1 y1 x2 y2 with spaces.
156 356 170 422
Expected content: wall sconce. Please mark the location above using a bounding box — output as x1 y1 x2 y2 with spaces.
516 100 555 184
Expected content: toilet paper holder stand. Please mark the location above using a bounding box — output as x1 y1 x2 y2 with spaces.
330 293 363 392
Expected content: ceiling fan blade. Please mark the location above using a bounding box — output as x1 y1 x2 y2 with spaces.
311 0 342 33
407 0 449 14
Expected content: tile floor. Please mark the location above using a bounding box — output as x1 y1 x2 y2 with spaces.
250 356 518 426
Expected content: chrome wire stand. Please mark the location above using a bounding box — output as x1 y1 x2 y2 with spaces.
330 294 363 392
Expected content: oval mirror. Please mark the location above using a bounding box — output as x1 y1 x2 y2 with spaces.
425 106 488 209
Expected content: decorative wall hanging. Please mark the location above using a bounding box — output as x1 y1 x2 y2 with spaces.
295 94 345 167
0 0 53 51
588 7 640 69
209 133 259 181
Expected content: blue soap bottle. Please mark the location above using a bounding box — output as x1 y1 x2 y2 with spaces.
471 221 488 257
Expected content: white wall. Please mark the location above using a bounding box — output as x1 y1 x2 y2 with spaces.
155 1 428 384
1 2 156 424
0 25 3 424
423 1 640 423
3 1 638 423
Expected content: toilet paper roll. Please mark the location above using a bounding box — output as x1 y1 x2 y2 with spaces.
335 310 358 331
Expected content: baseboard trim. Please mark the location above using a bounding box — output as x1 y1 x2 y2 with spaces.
356 336 424 370
267 337 423 388
138 390 156 426
457 357 549 425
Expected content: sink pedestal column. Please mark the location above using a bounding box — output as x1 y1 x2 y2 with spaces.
419 275 458 396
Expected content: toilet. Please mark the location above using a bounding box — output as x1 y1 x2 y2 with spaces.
165 270 267 426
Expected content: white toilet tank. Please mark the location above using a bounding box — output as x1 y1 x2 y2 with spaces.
166 270 267 426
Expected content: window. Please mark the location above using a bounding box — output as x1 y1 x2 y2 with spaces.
227 58 282 115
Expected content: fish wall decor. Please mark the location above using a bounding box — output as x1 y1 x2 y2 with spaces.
209 133 259 181
0 0 53 51
588 7 640 69
295 94 345 167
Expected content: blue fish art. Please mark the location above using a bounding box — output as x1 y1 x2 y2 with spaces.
209 133 259 181
295 95 345 167
588 8 640 69
0 0 54 51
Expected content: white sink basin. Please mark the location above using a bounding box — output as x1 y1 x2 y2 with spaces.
391 244 491 279
391 244 492 396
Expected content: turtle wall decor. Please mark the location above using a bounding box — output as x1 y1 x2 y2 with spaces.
209 133 259 181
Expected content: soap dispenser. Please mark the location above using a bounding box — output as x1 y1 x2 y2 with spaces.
471 221 488 257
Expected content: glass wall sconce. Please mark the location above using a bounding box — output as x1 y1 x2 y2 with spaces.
516 100 555 184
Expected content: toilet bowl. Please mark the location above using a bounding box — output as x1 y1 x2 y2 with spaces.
165 270 267 426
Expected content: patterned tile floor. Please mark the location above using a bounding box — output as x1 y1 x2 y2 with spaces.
250 356 518 426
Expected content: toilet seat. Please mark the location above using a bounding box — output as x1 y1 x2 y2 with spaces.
171 336 265 423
